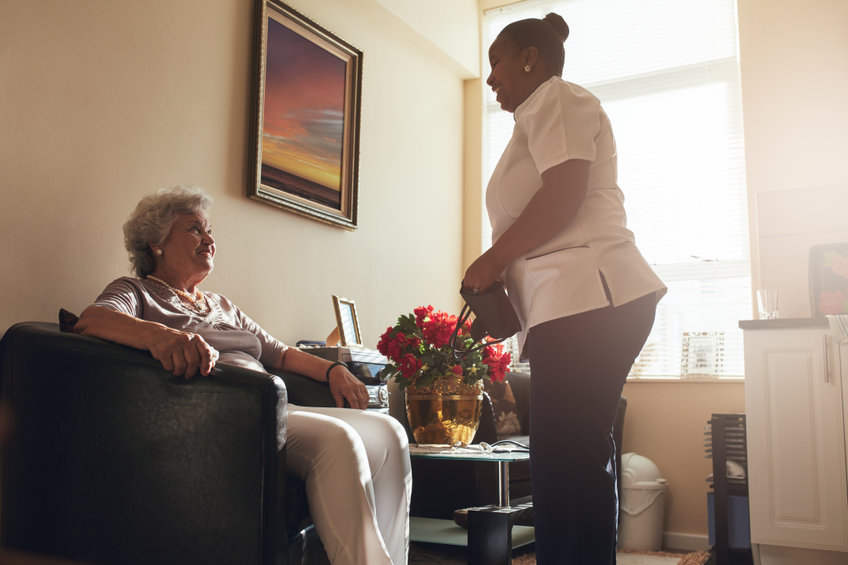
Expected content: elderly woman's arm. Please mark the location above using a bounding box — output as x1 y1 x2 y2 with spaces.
277 347 370 410
74 305 218 378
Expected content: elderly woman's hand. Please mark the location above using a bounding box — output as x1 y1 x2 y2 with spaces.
327 365 370 409
148 327 219 379
75 306 219 379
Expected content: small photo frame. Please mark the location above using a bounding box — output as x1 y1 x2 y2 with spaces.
332 295 362 347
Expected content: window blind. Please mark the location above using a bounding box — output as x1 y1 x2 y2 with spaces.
483 0 749 378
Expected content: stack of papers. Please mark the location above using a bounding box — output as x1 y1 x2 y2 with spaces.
409 444 489 455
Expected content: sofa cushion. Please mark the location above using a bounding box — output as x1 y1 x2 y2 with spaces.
58 308 79 332
484 377 522 439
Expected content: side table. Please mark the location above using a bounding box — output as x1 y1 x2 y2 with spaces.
409 445 533 565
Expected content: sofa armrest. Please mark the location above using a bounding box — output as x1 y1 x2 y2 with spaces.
506 371 531 435
274 371 336 408
0 321 289 565
471 392 498 444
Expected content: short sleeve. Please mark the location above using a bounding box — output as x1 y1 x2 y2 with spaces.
92 277 144 317
519 80 601 174
220 296 289 368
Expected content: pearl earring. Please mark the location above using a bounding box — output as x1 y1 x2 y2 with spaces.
524 65 532 73
155 249 163 256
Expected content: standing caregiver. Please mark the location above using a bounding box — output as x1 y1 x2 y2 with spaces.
462 12 666 565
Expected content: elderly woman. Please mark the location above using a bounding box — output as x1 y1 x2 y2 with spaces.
74 185 411 565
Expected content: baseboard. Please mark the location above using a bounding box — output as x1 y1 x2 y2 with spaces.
663 531 710 552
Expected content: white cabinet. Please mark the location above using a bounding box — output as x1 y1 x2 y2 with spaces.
742 322 848 561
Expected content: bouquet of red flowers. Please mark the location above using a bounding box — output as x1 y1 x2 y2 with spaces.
377 305 511 390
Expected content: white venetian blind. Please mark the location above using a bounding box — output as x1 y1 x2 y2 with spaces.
483 0 750 378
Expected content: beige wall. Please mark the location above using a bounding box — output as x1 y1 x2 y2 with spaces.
621 381 746 547
739 0 848 312
0 0 475 346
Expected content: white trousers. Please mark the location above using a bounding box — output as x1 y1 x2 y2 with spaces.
286 405 411 565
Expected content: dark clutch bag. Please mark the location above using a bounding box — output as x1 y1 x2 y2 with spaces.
450 281 521 359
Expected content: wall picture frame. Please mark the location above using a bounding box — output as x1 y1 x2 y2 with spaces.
249 0 362 229
332 295 362 347
809 242 848 317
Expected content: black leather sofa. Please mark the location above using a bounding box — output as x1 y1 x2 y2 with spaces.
0 321 334 565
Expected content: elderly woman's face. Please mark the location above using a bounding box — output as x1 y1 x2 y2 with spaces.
157 212 216 279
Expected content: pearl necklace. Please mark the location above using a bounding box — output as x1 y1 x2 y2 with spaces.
146 275 209 314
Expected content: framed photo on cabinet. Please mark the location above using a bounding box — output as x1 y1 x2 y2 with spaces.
332 295 362 347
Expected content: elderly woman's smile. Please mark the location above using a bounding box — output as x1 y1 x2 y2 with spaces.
155 212 216 287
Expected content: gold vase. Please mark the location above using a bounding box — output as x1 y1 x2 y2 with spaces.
404 377 483 447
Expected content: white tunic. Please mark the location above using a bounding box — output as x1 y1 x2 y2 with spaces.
486 77 666 355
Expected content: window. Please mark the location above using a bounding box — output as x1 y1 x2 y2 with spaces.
483 0 749 378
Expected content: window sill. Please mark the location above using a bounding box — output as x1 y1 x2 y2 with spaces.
626 376 744 383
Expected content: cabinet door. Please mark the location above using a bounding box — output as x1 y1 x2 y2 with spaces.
744 328 848 551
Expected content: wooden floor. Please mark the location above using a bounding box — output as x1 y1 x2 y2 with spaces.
409 541 468 565
409 541 537 565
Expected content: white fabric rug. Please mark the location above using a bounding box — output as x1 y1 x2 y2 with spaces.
411 541 711 565
511 549 711 565
616 552 680 565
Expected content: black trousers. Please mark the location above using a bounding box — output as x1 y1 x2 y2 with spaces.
526 293 657 565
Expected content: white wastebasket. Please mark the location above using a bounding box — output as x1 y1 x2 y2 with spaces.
619 452 668 551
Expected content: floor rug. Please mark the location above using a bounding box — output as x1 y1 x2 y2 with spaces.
409 542 712 565
511 549 712 565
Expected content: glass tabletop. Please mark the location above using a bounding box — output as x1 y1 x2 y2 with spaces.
409 444 530 462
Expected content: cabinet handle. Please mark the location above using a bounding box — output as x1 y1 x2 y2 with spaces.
823 335 831 384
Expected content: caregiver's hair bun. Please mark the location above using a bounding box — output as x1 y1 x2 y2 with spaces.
543 12 569 43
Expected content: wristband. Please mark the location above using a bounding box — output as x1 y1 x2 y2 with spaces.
325 361 346 381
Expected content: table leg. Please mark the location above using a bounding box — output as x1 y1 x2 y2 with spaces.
466 502 534 565
497 460 509 507
468 508 512 565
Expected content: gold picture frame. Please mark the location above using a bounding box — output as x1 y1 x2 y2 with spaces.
332 295 362 347
249 0 362 229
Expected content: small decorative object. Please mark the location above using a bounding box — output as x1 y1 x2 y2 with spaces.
331 295 362 347
680 331 725 377
377 306 511 446
809 243 848 316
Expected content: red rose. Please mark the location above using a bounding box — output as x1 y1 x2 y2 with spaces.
377 327 395 356
414 305 434 327
399 353 422 378
422 310 457 348
483 351 511 382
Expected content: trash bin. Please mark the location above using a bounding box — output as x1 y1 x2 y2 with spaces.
619 452 668 551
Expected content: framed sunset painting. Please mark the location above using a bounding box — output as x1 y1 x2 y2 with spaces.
249 0 362 229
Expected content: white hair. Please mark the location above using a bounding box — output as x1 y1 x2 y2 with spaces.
123 185 213 278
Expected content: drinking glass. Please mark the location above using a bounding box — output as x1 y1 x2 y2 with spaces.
757 289 779 320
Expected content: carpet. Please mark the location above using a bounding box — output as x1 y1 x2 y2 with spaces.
511 549 712 565
409 542 712 565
